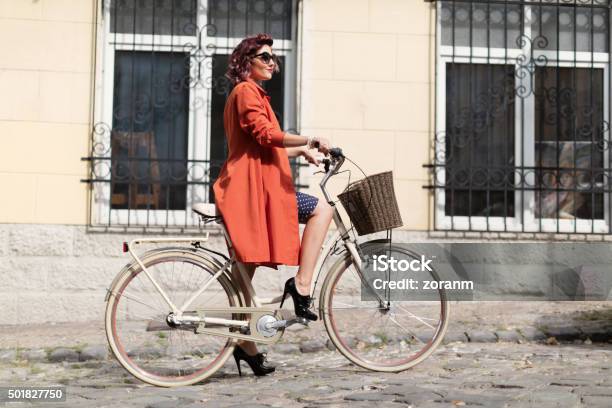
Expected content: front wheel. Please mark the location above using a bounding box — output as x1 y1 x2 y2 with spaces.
320 244 450 372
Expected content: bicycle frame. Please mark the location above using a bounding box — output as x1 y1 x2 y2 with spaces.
120 151 387 332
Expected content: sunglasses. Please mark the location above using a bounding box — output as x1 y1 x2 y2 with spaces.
253 52 279 65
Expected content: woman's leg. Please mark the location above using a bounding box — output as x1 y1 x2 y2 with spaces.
231 262 259 356
295 200 334 296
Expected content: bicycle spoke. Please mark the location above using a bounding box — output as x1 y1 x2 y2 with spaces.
331 305 388 310
134 271 169 314
387 315 425 344
119 290 167 314
395 305 438 330
114 308 165 323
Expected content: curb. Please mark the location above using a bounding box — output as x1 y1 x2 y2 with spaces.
445 324 612 346
1 324 610 365
0 345 110 365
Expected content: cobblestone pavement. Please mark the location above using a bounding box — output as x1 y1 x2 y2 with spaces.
2 302 611 350
1 302 611 407
1 341 611 408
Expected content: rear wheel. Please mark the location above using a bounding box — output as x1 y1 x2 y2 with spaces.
320 244 449 372
105 249 241 387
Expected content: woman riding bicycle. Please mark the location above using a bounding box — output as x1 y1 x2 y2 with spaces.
212 33 334 375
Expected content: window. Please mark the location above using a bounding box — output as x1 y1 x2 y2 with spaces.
85 0 300 228
431 0 610 234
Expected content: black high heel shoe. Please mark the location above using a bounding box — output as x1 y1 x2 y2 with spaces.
280 277 318 321
233 344 275 377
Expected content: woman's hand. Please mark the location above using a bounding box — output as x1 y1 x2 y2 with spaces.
311 136 331 155
301 148 323 166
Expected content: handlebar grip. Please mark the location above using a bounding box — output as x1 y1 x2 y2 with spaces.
329 147 344 158
312 139 344 159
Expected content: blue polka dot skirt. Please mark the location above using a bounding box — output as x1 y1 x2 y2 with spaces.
296 191 319 224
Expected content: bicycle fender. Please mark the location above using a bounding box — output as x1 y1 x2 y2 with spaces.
104 247 230 303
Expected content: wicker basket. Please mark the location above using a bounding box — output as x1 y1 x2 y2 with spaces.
337 171 403 236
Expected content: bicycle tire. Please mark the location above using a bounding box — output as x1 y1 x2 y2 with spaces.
105 248 241 387
319 243 450 372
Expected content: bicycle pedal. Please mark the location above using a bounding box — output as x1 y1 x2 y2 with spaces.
283 316 310 328
277 310 311 327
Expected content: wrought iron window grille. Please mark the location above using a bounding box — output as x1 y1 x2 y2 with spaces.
424 0 612 235
82 0 306 231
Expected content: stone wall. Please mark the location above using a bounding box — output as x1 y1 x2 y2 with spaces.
0 223 325 325
3 222 610 325
0 223 429 325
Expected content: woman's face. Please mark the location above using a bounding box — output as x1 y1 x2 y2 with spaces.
248 44 276 82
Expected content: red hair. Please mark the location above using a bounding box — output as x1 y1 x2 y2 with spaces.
225 33 281 86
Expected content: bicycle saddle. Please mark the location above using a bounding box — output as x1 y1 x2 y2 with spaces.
192 203 222 219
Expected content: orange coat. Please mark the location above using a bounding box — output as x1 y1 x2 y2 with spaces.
212 78 300 269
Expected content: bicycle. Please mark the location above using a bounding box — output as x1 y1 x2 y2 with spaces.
104 147 450 387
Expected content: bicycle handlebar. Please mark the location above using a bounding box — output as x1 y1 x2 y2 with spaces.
309 138 344 173
316 146 345 203
312 141 343 158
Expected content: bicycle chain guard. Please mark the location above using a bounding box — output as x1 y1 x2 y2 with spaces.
194 307 296 345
